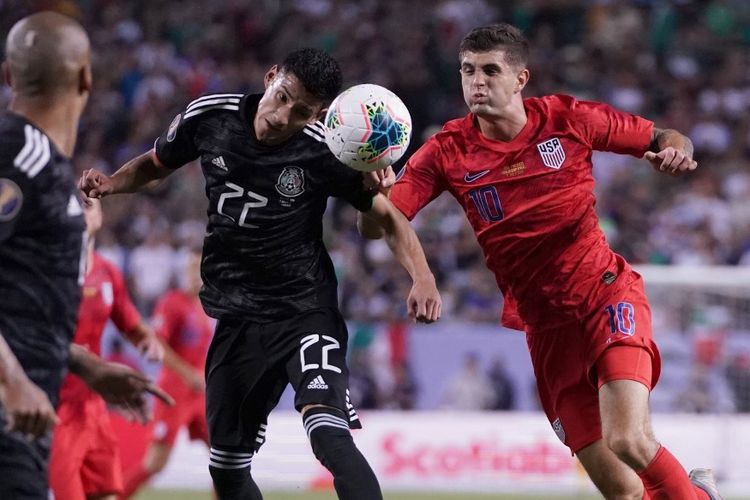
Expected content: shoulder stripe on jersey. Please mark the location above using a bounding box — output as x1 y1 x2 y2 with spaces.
13 125 51 178
186 96 242 114
184 104 240 120
309 121 326 134
186 94 243 113
302 127 326 142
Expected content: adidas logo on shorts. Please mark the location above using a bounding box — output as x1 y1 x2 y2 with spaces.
307 375 328 390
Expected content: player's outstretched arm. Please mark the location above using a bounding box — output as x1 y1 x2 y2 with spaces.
79 149 174 199
364 194 442 323
68 344 174 423
644 128 697 175
358 167 395 240
124 321 164 363
0 332 58 439
160 340 206 393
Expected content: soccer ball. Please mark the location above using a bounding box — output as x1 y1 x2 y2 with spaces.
324 84 412 172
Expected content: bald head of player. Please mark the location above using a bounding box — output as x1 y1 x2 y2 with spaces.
2 11 92 155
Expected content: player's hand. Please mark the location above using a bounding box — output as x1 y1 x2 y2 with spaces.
136 335 164 363
79 168 114 200
0 373 58 439
85 360 175 423
362 166 395 196
407 275 442 324
644 148 697 176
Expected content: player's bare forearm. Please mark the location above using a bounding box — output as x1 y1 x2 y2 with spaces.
649 128 694 157
357 211 385 240
0 330 58 437
161 340 204 391
110 149 174 194
367 194 434 284
67 343 99 380
0 331 26 386
125 322 164 362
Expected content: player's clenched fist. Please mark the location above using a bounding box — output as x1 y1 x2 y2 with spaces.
407 277 442 324
79 168 114 199
0 373 58 439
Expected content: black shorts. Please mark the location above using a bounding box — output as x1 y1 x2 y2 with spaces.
206 307 361 453
0 425 51 499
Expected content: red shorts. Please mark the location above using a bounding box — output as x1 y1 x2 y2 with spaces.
526 274 661 454
152 392 208 447
49 399 123 498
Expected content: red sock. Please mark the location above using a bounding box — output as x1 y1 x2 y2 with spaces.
636 446 709 500
121 465 153 499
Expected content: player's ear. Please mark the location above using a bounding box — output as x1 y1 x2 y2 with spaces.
1 62 11 88
79 63 92 95
315 106 328 122
515 68 529 93
264 65 279 89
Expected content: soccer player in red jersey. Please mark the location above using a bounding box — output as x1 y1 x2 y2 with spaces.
361 24 721 500
122 249 214 498
49 198 164 500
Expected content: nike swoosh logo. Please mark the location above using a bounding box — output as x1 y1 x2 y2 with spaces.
464 170 491 182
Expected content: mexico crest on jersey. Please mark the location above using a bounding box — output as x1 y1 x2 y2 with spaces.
536 137 566 169
275 166 305 197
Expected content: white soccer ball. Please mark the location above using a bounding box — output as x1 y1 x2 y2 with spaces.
324 84 412 172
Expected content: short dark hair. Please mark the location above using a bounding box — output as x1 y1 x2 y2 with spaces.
280 48 342 104
459 23 529 69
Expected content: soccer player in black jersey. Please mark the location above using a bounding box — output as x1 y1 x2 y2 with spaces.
1 12 173 499
80 48 441 500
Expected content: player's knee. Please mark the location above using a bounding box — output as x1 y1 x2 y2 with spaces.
604 429 652 463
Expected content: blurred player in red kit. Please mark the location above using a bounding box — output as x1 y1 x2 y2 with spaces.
49 198 164 500
122 249 214 498
361 23 721 500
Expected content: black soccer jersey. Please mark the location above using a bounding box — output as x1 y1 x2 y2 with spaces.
0 112 85 403
154 93 375 321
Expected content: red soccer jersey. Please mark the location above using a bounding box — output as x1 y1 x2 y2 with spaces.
59 252 142 407
390 95 653 330
152 290 214 391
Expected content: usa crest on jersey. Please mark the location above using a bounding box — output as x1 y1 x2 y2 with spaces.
536 137 566 169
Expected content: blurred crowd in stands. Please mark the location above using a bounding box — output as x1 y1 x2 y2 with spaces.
3 0 750 411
